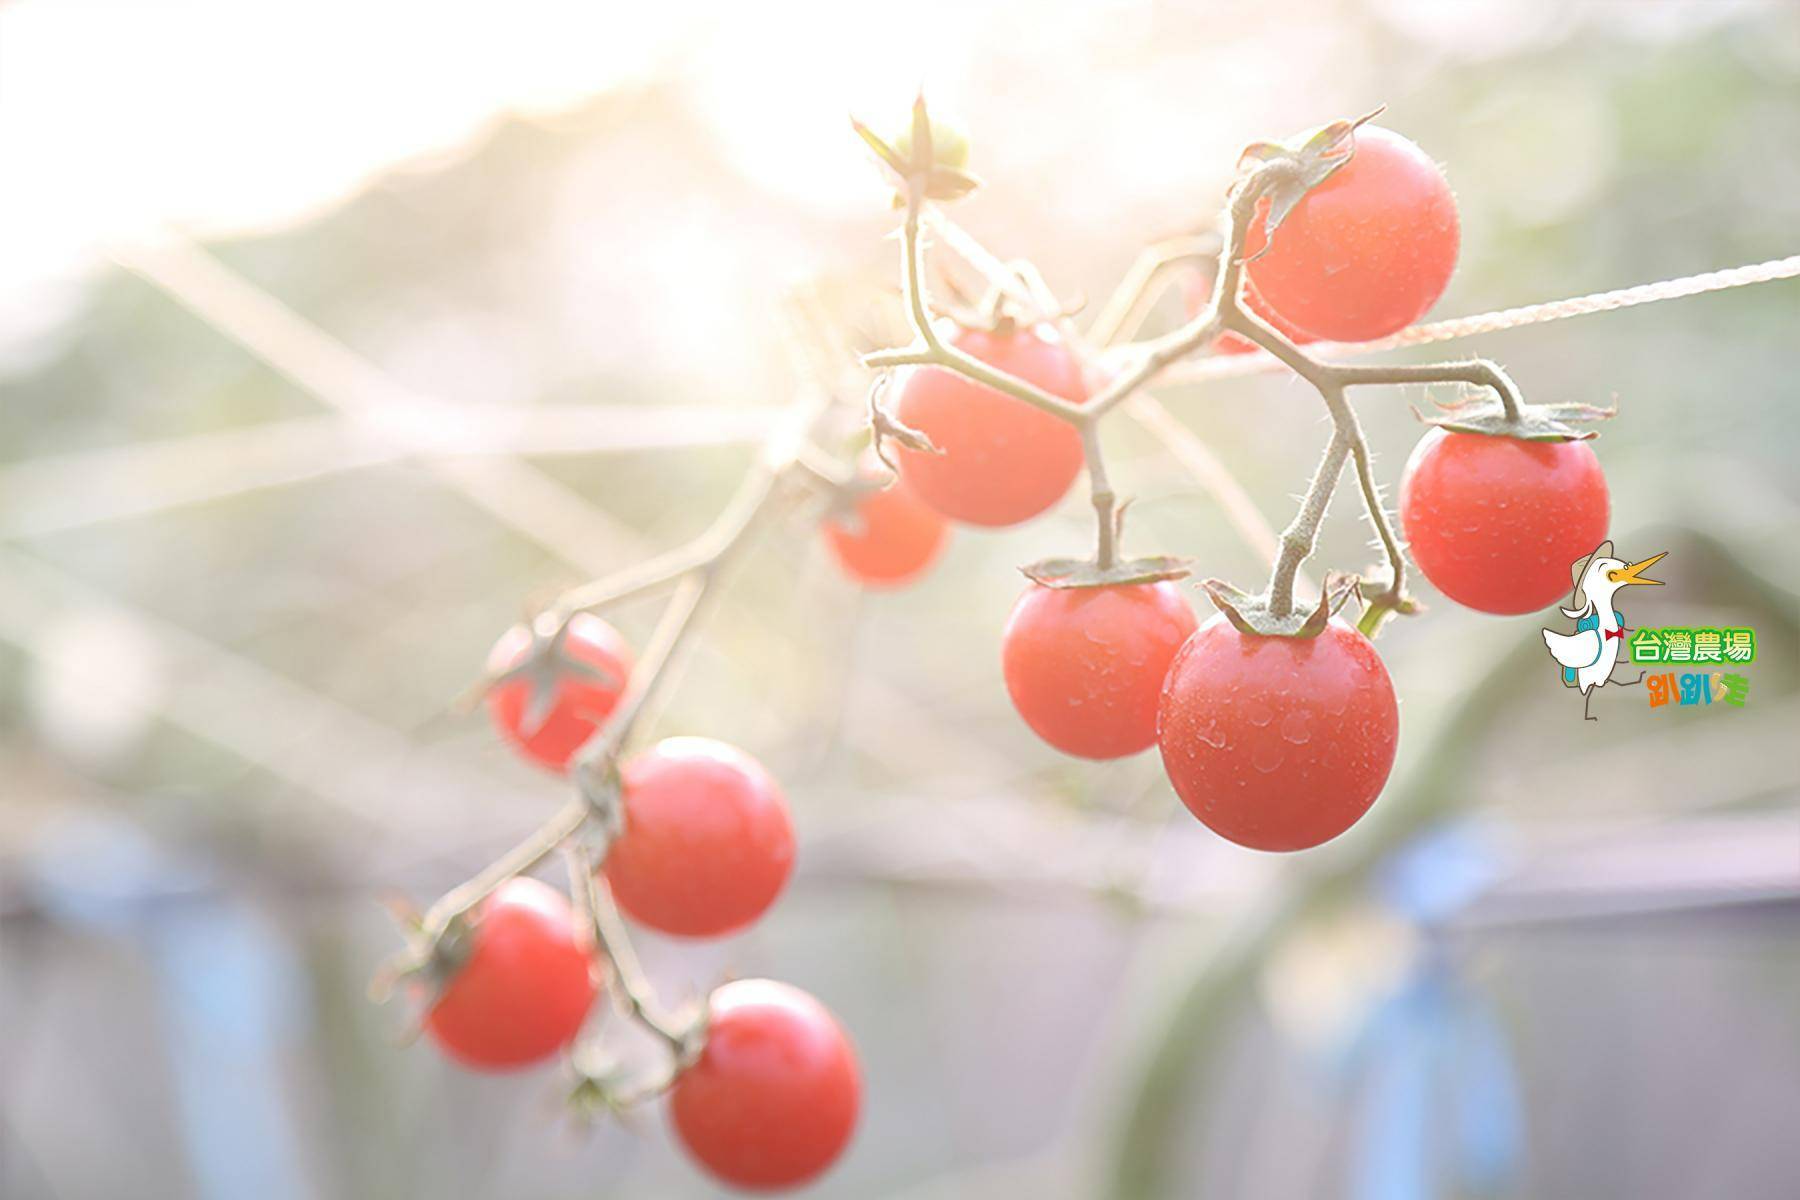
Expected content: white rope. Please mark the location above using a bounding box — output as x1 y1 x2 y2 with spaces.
1152 253 1800 383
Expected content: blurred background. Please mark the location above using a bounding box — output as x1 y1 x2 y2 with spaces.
2 0 1797 1197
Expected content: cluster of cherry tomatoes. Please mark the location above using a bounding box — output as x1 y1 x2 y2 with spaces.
411 119 1616 1195
827 124 1612 852
416 629 859 1192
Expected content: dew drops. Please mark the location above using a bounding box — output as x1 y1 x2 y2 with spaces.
1280 709 1312 745
1245 699 1274 727
1251 741 1285 774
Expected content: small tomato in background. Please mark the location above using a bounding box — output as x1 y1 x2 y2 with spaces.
486 614 633 774
823 457 949 588
894 324 1089 527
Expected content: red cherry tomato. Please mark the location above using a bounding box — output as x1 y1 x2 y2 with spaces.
487 614 633 774
1180 268 1317 355
1002 581 1198 760
823 458 949 588
1399 429 1611 615
1158 616 1399 852
894 324 1089 527
423 877 597 1071
605 737 795 938
670 979 861 1191
1245 125 1459 343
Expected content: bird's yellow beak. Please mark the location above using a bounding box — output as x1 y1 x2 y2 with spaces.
1607 552 1666 587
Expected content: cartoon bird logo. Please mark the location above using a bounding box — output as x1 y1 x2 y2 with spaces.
1541 541 1666 721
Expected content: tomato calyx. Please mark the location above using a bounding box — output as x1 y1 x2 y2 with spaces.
866 373 941 469
1021 554 1192 589
1356 567 1427 620
852 95 982 205
1416 393 1618 443
491 618 624 738
1237 106 1385 259
566 998 711 1119
368 899 478 1029
1200 571 1360 638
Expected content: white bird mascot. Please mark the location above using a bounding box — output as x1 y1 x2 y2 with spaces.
1541 541 1666 721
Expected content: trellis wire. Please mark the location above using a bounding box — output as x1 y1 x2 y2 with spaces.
1155 253 1800 383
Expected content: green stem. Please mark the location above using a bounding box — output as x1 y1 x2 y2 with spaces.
1266 420 1350 619
1084 422 1119 570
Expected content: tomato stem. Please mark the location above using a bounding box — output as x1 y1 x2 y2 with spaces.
1267 422 1352 620
399 391 839 1080
1084 422 1119 570
868 124 1544 630
567 846 704 1067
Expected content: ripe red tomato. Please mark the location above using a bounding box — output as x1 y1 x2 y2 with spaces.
1399 429 1611 615
423 877 597 1071
1245 125 1459 343
669 979 860 1191
1180 268 1317 355
487 614 633 774
605 737 795 938
1158 616 1398 852
822 458 949 588
894 324 1089 527
1002 581 1198 759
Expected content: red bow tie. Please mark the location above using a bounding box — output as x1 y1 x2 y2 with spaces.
1603 627 1626 642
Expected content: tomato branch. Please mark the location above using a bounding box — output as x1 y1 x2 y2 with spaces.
388 391 838 1027
1085 234 1217 349
864 188 1087 425
875 124 1545 633
1083 421 1121 569
565 845 703 1063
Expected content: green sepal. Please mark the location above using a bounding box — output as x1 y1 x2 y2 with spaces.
1415 395 1617 442
1237 106 1384 255
857 95 983 205
1200 571 1360 638
866 374 940 469
1021 555 1192 589
851 117 909 177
